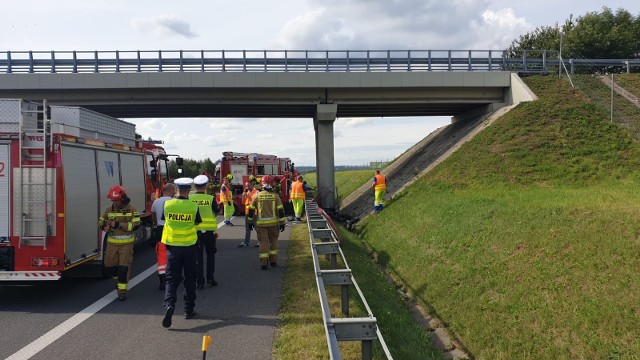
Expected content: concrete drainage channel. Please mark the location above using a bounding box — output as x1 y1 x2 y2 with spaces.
305 200 393 360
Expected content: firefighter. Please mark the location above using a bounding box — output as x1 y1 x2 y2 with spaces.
247 175 286 269
151 182 176 290
290 175 308 222
220 176 234 226
191 175 220 288
372 169 387 213
161 177 201 328
238 180 259 248
98 185 141 301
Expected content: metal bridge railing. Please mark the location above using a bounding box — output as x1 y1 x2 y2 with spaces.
305 200 393 360
1 50 637 75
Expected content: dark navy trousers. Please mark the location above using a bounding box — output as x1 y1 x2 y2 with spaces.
196 231 217 286
163 244 198 312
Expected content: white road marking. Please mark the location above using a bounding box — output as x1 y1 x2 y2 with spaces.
7 218 233 360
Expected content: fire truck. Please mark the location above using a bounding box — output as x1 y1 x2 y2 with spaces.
215 151 299 214
0 99 180 280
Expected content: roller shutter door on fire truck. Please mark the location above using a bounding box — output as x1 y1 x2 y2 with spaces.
119 153 145 213
61 144 101 263
0 143 10 243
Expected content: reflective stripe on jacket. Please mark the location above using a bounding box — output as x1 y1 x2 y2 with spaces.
190 193 218 231
290 180 305 200
248 191 285 226
98 203 141 243
373 174 387 191
161 199 198 246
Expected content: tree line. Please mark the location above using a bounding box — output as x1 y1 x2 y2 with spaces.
507 6 639 71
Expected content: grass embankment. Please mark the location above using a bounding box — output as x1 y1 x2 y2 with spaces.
356 75 640 359
571 74 640 140
273 223 442 359
304 170 373 205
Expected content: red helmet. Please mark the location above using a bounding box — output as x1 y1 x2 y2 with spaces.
107 185 127 201
261 175 274 187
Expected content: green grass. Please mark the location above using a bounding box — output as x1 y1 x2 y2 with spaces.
274 224 443 359
614 74 640 98
354 75 640 359
304 170 374 204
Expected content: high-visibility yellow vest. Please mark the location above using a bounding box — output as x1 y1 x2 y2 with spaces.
290 180 305 200
190 193 218 231
161 199 198 246
373 174 387 191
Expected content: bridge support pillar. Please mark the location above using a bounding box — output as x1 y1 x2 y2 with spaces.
314 104 337 213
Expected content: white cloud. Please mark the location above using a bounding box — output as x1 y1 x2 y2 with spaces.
130 15 198 38
137 118 166 132
340 118 376 128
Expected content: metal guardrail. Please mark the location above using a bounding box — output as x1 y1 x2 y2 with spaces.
1 49 637 75
305 200 392 360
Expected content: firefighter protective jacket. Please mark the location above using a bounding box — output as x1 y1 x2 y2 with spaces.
248 190 286 227
98 203 141 244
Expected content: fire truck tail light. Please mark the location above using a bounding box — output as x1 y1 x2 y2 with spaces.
32 257 61 267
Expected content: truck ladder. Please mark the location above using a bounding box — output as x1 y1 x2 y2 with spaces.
18 100 52 249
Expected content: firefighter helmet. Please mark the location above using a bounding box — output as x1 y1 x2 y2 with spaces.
226 173 234 180
261 175 274 189
107 185 127 201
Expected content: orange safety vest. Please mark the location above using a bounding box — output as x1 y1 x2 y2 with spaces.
290 180 305 200
219 184 232 203
243 188 258 215
373 174 386 191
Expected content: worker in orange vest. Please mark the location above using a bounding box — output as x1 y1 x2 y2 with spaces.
151 182 176 290
372 169 387 213
289 175 308 222
219 176 234 226
238 180 259 247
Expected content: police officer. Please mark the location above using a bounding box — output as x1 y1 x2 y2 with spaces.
161 177 201 328
98 185 141 301
191 174 220 288
248 175 286 270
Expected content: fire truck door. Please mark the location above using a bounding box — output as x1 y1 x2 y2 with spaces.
0 143 10 243
62 144 100 263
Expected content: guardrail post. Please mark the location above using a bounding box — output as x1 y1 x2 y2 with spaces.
137 50 141 72
447 50 451 71
180 50 184 72
468 50 472 71
7 51 12 74
73 51 77 73
222 50 226 72
626 60 630 74
115 50 120 73
201 50 205 72
158 50 163 72
341 285 349 316
407 50 411 71
243 50 247 72
362 340 373 360
386 50 390 71
570 59 574 74
94 50 98 73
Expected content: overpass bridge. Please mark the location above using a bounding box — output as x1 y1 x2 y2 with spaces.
0 50 542 210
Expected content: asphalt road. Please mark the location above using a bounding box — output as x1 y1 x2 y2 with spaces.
0 215 291 360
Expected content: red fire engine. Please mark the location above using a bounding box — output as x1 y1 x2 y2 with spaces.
0 99 181 280
214 151 299 214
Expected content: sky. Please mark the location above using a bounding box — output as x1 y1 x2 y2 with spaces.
2 1 638 166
